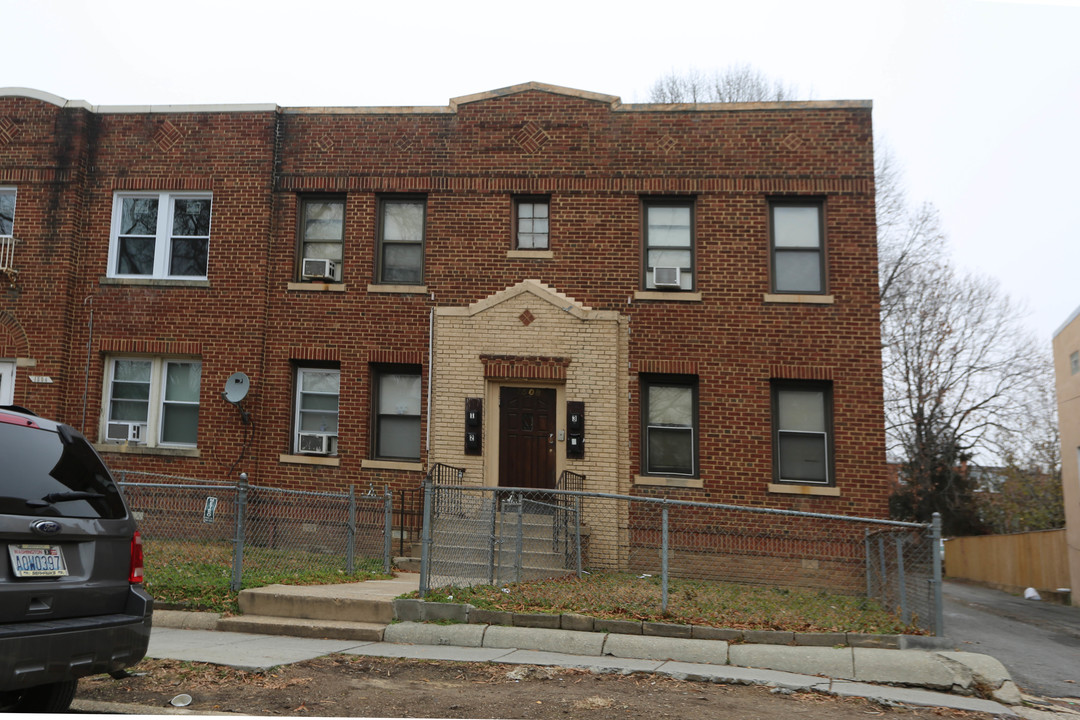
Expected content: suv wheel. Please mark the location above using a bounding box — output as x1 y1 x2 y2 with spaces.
9 679 78 712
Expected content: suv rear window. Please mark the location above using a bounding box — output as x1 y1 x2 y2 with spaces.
0 420 127 519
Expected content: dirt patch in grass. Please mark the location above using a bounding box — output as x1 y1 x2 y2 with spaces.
78 656 992 719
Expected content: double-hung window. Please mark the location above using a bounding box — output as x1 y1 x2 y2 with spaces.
298 196 344 281
294 367 340 455
105 358 201 447
642 375 697 476
772 381 833 485
0 187 15 272
109 192 212 279
377 198 425 284
373 366 421 461
770 201 825 294
515 197 549 250
643 199 694 291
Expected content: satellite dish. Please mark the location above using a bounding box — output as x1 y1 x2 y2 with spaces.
223 372 250 404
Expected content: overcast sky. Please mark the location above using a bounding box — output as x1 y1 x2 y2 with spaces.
6 0 1077 345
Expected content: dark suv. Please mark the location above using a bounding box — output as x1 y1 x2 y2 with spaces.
0 407 152 712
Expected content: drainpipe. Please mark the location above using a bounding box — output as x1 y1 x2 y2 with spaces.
426 305 433 455
81 295 94 435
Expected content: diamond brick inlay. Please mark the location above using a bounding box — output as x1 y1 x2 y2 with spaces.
0 117 20 144
657 135 677 152
316 135 335 152
154 120 183 152
394 135 414 152
781 133 803 151
513 122 549 154
519 309 536 326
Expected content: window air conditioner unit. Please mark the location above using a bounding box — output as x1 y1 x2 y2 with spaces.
298 433 336 455
301 258 339 282
653 266 682 288
107 422 147 443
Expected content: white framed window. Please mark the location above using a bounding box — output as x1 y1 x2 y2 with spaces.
643 199 694 291
641 375 698 476
0 187 15 272
770 200 825 294
373 366 421 461
772 381 833 485
294 367 340 455
515 197 549 249
376 197 425 284
0 188 15 237
108 192 213 279
299 196 344 281
104 357 201 447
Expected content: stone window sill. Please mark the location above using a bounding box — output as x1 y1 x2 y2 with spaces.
367 284 428 295
633 291 703 302
767 483 840 496
507 250 554 260
287 282 347 292
280 453 341 467
100 277 210 289
763 293 835 305
95 443 200 458
362 459 424 472
634 474 704 489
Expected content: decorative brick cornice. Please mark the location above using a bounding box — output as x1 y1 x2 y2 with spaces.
98 339 202 356
481 355 570 380
769 364 834 381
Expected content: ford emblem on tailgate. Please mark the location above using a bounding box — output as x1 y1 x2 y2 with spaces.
30 519 62 535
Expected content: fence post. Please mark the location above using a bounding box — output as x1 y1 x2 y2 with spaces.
230 474 248 592
895 534 908 624
383 486 392 574
515 498 524 584
488 491 498 585
877 535 887 604
661 501 670 614
574 496 583 579
347 485 356 574
419 477 433 597
864 529 872 598
931 513 944 636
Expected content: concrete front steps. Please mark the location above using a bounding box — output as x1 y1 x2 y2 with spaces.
217 574 421 641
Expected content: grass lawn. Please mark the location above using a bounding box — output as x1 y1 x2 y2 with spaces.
417 573 923 635
142 539 390 614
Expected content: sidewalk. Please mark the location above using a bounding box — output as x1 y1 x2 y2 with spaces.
90 622 1051 718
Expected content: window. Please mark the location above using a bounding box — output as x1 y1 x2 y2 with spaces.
770 201 825 294
0 188 15 237
373 366 421 461
109 192 212 279
643 200 694 291
1071 351 1080 375
377 198 425 284
298 197 344 281
515 197 549 249
641 376 697 476
772 382 833 485
105 358 201 447
294 367 340 455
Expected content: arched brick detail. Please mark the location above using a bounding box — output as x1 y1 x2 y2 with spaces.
0 312 29 359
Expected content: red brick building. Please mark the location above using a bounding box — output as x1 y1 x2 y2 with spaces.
0 82 886 517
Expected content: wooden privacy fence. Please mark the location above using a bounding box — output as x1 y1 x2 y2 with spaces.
945 529 1069 593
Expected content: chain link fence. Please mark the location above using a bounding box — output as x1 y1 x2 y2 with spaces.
116 471 392 593
420 484 943 636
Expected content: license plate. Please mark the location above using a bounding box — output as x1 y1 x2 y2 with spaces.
9 544 69 578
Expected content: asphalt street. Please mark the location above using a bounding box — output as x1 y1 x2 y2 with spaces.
943 580 1080 698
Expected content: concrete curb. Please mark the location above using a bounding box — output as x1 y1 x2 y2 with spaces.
382 621 1018 703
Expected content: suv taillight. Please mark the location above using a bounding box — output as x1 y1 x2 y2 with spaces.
129 531 145 583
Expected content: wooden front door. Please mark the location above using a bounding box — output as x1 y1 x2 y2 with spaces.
498 387 557 490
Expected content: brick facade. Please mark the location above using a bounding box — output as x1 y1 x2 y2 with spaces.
0 83 887 518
